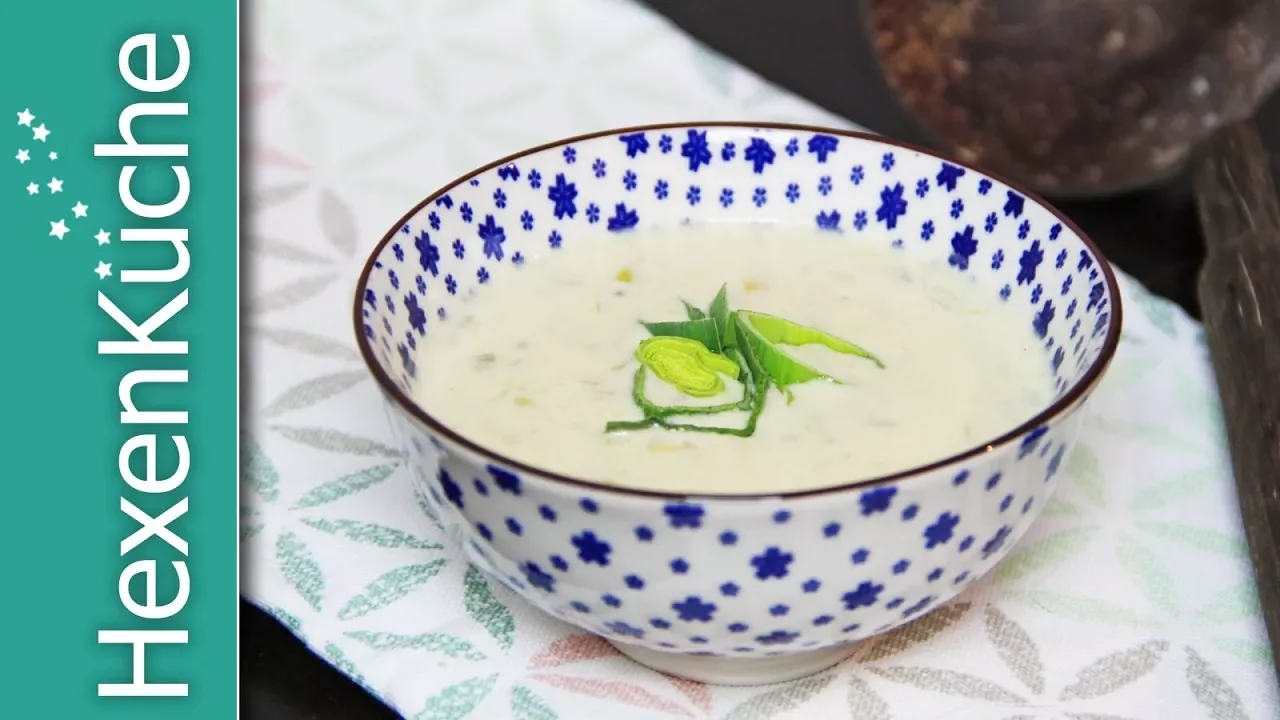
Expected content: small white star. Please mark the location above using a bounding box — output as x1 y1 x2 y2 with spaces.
95 229 111 245
48 177 62 193
26 182 38 195
49 219 69 240
95 262 113 280
72 201 88 218
16 108 34 126
15 149 29 163
48 151 57 161
32 124 50 142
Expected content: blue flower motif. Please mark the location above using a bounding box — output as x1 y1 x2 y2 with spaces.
415 231 440 276
923 512 960 548
950 198 964 218
363 289 377 308
606 621 645 639
902 504 919 521
405 293 426 335
1000 284 1012 300
619 132 649 157
816 210 841 231
547 173 578 219
624 574 644 589
622 169 637 191
991 249 1005 269
841 580 884 610
497 164 520 181
1055 249 1068 269
948 225 978 270
752 187 767 207
750 547 794 580
680 129 712 172
428 212 441 231
1087 282 1105 311
719 188 734 208
592 158 607 178
400 224 411 235
786 137 800 156
958 535 974 552
570 601 589 613
451 239 465 259
1018 219 1031 240
539 505 557 522
398 343 415 377
756 629 798 646
563 146 576 164
984 212 998 233
460 202 474 222
1052 346 1066 372
670 558 690 574
1078 250 1095 272
520 210 534 231
823 522 841 538
720 141 736 161
982 525 1013 559
634 526 653 541
664 503 704 529
921 220 935 241
978 178 992 195
571 531 612 566
650 618 671 629
488 465 521 495
477 267 490 284
1004 190 1025 217
818 175 833 195
892 559 910 575
416 275 426 294
548 230 562 249
854 210 868 230
1017 240 1044 285
671 596 717 622
522 562 555 592
581 498 600 513
607 203 639 232
859 487 897 515
881 152 895 170
528 169 542 189
807 134 838 162
744 137 776 173
720 582 739 597
1033 300 1056 338
902 596 935 617
719 531 737 545
936 162 966 191
478 215 506 262
1047 445 1065 479
586 203 600 224
785 183 800 203
494 188 507 209
686 185 701 206
875 183 908 229
850 165 865 184
389 269 400 288
654 179 669 199
813 615 834 626
445 274 457 294
436 194 453 209
659 133 673 153
1030 284 1043 304
439 468 463 508
505 517 522 535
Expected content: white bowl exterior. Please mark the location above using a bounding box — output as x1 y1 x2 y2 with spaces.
357 125 1117 658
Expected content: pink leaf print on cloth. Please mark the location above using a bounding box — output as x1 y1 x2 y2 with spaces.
665 676 714 715
527 634 620 670
531 674 696 717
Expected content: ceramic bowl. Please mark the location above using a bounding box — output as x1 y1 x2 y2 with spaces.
353 123 1122 685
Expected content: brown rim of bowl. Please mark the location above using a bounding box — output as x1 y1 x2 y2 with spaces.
352 121 1124 501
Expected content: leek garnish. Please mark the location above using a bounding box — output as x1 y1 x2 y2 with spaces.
604 285 884 437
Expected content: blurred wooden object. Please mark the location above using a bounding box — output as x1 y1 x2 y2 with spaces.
866 0 1280 196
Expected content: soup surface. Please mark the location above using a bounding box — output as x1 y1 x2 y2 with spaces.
413 223 1054 494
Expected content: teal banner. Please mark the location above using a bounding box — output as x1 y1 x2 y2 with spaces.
0 2 238 717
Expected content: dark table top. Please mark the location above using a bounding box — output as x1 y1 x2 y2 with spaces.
242 2 1280 716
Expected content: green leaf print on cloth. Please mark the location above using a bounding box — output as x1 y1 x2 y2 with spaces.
338 560 448 621
464 565 515 651
415 675 499 720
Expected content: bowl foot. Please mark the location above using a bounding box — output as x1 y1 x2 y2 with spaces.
608 640 860 686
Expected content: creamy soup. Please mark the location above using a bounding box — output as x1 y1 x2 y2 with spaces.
413 223 1054 494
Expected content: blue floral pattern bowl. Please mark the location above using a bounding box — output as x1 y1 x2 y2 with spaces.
353 123 1122 685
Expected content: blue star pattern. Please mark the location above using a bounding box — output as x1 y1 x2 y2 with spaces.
359 125 1119 658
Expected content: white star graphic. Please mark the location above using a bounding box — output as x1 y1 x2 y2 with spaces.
48 177 62 193
32 124 50 142
95 262 113 280
15 149 29 164
72 201 88 218
95 229 111 245
16 108 34 126
26 182 38 195
49 219 69 240
48 151 57 161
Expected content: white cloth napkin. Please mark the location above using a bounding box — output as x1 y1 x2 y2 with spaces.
244 0 1280 717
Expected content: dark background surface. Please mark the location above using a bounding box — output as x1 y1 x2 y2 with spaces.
243 1 1280 717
